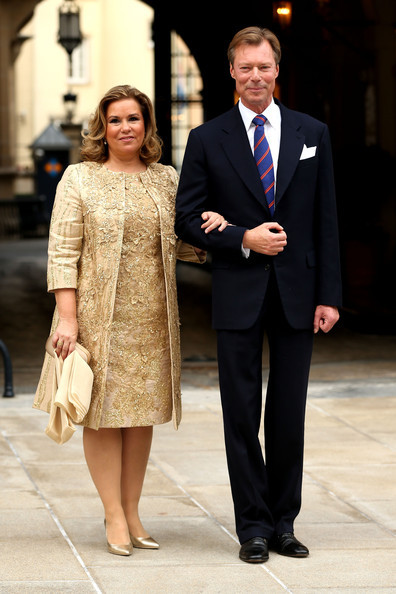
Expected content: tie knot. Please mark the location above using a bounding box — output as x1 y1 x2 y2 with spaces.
252 115 267 127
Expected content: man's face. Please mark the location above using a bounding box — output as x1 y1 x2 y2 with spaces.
230 40 279 113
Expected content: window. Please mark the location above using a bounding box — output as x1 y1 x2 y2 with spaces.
68 38 90 85
171 32 203 171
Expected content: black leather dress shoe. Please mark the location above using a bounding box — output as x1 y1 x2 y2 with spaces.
239 537 269 563
272 532 309 558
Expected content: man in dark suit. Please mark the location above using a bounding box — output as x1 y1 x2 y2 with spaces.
175 26 342 563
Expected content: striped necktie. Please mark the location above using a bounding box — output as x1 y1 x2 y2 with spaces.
252 115 275 215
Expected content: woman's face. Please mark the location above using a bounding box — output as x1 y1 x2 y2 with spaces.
104 98 145 160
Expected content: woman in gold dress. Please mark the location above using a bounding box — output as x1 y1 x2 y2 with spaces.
34 85 226 555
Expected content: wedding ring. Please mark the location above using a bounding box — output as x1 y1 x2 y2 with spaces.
57 340 64 347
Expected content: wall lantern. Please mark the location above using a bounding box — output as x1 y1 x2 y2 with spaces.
273 2 292 28
58 0 82 75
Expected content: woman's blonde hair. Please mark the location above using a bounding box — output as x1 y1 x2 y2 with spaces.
80 85 162 164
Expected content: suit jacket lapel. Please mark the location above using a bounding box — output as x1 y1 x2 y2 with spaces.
276 102 305 206
220 106 270 214
218 103 307 212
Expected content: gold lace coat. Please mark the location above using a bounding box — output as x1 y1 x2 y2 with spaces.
33 162 201 430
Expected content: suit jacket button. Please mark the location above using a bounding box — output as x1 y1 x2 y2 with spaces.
264 263 271 271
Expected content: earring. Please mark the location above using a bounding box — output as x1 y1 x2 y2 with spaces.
103 139 107 145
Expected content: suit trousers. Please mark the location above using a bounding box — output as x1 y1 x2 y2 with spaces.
216 271 314 544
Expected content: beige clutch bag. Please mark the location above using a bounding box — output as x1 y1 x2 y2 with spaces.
44 337 93 444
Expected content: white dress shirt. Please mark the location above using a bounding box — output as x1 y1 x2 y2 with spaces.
237 99 282 257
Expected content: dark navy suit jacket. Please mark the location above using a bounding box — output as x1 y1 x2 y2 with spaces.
175 100 342 330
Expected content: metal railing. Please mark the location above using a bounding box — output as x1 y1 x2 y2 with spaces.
0 339 14 397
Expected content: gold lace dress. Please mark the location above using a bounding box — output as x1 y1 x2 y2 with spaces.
34 162 202 430
99 173 172 427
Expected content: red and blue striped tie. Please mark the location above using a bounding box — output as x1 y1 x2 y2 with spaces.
253 115 275 216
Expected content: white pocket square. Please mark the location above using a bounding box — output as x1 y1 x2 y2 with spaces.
300 144 317 160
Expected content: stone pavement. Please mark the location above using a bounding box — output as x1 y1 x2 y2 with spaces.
1 238 396 592
1 378 396 593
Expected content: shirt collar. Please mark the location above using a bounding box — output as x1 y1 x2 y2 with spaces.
238 98 281 132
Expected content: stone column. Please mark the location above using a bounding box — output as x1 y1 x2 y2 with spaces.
0 0 41 198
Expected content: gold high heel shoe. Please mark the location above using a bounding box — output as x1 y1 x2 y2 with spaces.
130 534 160 550
104 520 132 556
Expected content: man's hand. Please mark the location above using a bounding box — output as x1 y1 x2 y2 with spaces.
313 305 339 334
242 222 287 255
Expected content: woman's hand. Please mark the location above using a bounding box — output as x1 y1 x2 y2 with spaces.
52 318 78 359
52 289 78 359
201 211 228 234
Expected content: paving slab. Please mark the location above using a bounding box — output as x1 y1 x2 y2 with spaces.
1 383 396 593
